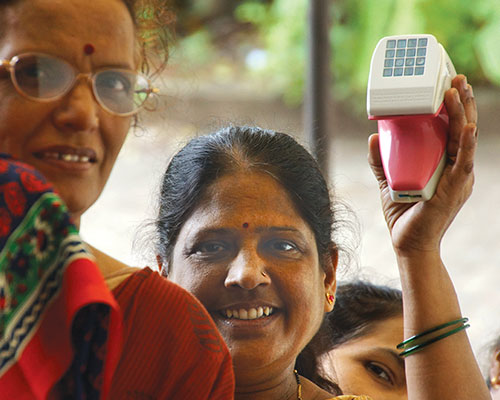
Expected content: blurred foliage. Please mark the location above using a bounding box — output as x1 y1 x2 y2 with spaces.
236 0 500 112
172 0 500 113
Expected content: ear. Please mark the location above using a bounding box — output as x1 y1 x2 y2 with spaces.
322 245 338 313
490 349 500 390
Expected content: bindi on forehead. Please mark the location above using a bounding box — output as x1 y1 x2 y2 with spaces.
242 222 249 229
83 43 95 55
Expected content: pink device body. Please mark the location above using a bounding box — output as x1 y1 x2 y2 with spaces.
369 103 448 201
367 34 456 202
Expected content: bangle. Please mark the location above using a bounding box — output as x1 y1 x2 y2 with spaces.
398 323 470 357
397 317 468 349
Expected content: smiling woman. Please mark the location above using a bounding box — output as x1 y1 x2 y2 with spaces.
155 126 367 400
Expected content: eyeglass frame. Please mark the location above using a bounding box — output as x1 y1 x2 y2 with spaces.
0 52 159 117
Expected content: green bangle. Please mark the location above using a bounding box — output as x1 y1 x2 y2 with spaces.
398 323 470 357
397 317 468 350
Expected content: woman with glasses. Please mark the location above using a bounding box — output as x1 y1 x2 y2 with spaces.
0 0 234 398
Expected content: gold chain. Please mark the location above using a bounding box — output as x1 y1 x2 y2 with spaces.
294 369 302 400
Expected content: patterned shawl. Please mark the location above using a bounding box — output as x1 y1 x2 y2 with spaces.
0 154 122 399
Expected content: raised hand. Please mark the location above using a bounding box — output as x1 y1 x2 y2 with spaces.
368 74 477 256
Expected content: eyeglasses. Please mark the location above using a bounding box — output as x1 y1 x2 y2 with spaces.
0 52 159 116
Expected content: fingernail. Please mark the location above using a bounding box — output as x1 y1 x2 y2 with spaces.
462 77 468 91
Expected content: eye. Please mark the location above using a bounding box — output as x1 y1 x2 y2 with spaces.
271 240 296 251
196 242 225 254
190 241 231 260
16 58 64 86
365 362 394 386
265 239 301 257
96 70 132 94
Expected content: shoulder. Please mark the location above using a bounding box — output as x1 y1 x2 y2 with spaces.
110 268 234 398
87 244 138 290
116 267 227 352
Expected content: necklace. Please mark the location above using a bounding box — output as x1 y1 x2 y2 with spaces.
294 369 302 400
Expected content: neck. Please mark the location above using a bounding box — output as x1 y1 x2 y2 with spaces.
71 212 81 230
234 369 298 400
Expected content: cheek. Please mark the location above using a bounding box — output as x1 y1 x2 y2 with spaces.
100 116 130 159
171 264 221 306
0 96 50 154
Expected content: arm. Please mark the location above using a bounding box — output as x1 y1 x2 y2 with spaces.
368 75 490 399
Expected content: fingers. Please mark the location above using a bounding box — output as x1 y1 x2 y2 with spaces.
453 75 477 125
451 122 477 180
445 75 478 158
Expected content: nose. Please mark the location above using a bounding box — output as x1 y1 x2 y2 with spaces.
52 78 99 133
224 249 270 290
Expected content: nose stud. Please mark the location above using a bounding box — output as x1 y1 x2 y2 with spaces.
261 271 267 277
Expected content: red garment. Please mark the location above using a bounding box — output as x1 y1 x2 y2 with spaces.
0 156 122 400
109 268 235 399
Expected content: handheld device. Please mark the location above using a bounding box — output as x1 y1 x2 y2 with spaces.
367 34 456 202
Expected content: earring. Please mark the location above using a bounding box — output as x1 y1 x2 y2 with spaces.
326 293 335 305
492 376 500 388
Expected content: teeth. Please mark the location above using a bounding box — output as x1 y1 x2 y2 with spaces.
222 306 273 320
42 152 92 163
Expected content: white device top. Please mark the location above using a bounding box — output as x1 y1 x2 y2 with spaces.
367 34 456 117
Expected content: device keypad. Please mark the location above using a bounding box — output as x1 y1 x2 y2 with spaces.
383 37 427 77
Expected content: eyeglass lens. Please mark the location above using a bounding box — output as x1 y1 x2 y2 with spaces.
11 54 150 115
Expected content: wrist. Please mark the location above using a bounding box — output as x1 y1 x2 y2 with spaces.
394 245 441 262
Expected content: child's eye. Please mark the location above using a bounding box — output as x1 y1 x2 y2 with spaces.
365 362 394 385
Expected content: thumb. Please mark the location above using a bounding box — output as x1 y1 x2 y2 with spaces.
367 133 387 185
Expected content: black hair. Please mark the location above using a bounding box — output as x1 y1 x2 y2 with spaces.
155 125 354 273
296 280 403 394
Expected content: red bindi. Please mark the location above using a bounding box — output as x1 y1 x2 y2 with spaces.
242 222 249 229
83 44 95 55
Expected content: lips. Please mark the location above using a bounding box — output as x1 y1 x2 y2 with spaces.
33 146 97 164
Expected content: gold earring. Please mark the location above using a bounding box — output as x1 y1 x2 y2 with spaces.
492 376 500 388
326 293 335 305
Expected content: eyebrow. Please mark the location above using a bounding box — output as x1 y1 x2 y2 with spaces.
254 226 301 234
376 347 405 371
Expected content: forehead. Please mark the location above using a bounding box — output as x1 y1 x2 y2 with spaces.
0 0 135 65
186 170 311 230
348 315 404 349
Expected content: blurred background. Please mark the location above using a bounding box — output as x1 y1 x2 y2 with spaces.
81 0 500 371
